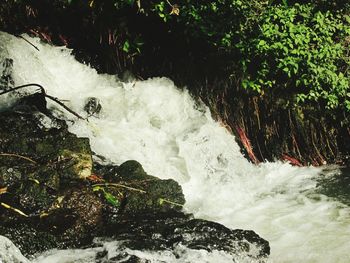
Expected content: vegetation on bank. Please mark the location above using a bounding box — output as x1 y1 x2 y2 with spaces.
1 0 349 164
1 0 350 111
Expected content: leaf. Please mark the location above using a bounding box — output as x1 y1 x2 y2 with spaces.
92 185 103 192
104 191 120 207
258 40 266 47
123 40 130 53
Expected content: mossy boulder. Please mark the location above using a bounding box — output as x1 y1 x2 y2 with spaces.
0 108 97 254
0 111 92 181
112 160 184 212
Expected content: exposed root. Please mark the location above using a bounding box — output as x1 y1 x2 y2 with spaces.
235 125 259 164
282 154 302 166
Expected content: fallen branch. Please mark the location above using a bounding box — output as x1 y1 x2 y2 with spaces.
0 83 45 95
0 83 85 120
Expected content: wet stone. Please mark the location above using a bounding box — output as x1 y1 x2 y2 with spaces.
84 97 102 117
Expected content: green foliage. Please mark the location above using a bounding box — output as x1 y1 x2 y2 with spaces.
178 0 267 50
93 185 120 207
3 0 350 112
238 3 350 111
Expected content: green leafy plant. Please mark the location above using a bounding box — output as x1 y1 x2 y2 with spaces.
238 3 350 111
93 185 120 207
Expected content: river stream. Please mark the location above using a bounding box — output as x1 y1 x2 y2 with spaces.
0 32 349 263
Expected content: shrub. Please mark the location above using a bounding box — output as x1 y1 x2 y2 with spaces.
237 3 350 111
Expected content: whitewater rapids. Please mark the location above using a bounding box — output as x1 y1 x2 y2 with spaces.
0 32 349 262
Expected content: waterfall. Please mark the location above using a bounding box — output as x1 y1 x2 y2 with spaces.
1 31 350 262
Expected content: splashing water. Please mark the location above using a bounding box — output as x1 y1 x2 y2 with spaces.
0 32 350 262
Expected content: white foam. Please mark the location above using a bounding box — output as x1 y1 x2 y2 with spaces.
1 31 350 262
32 239 256 263
0 235 30 263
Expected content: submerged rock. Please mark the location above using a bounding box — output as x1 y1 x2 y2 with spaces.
0 97 270 261
84 97 102 117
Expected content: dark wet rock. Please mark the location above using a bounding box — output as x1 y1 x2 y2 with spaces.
84 97 102 117
13 180 54 214
0 166 22 188
99 212 270 261
0 224 59 257
14 92 49 115
0 111 92 180
174 219 270 258
113 160 184 213
56 185 104 246
0 58 14 91
0 98 270 261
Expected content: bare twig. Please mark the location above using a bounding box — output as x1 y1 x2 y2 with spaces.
92 183 184 207
0 153 37 165
0 202 29 217
158 198 183 207
17 35 40 51
93 183 147 193
44 94 85 120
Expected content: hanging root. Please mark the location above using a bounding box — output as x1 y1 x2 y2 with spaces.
235 125 259 164
0 83 85 120
282 154 302 166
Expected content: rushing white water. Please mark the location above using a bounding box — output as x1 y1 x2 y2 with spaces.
30 238 257 263
1 31 350 262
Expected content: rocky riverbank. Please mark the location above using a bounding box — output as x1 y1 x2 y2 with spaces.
0 95 270 261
